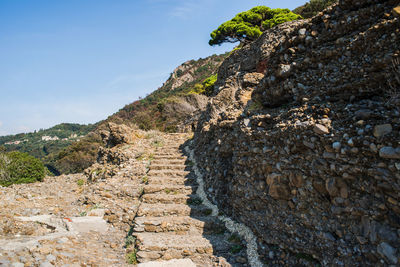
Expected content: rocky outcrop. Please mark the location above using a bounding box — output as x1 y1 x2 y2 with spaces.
99 122 136 148
192 0 400 265
162 94 209 132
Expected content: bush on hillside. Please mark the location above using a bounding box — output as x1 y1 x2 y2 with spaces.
48 132 102 174
209 6 302 46
0 151 45 187
189 74 218 96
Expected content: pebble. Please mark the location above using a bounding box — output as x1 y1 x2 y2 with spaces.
373 124 392 138
298 28 307 35
370 143 378 153
269 251 275 259
395 163 400 170
46 254 56 262
332 142 341 151
377 242 397 264
313 124 330 135
39 261 54 267
379 147 400 159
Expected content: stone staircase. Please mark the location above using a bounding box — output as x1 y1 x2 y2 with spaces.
132 134 247 267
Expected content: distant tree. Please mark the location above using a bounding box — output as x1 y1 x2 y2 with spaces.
293 0 337 18
0 151 45 187
209 6 302 46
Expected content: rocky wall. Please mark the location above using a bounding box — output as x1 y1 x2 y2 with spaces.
192 0 400 265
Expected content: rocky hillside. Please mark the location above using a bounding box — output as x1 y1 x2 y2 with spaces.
107 53 227 132
192 0 400 265
49 53 227 175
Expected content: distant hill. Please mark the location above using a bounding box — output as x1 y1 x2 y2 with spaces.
0 123 96 174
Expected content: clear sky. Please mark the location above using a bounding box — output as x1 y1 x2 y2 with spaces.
0 0 306 136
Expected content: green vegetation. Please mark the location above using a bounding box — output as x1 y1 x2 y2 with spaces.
47 132 102 174
230 244 243 254
203 208 213 216
189 74 218 96
0 151 45 187
293 0 337 18
77 179 85 186
79 211 87 217
209 6 301 46
187 198 203 205
0 123 97 175
125 236 138 264
228 233 242 244
227 234 243 254
126 249 137 264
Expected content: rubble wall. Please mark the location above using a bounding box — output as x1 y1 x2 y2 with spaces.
193 0 400 265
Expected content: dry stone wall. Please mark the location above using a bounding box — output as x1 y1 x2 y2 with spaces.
192 0 400 265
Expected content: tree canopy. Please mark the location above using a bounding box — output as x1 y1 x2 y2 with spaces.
209 6 302 46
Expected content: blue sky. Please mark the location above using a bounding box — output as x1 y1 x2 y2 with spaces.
0 0 306 136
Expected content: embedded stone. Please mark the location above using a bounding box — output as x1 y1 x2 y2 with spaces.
393 6 400 17
373 124 392 138
377 242 397 264
313 124 329 135
379 147 400 159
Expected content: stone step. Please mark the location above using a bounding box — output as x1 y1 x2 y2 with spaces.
137 259 196 267
142 193 193 204
133 216 224 234
134 233 213 263
149 164 188 171
144 184 197 194
148 177 196 185
147 170 190 178
150 159 188 165
137 203 212 217
153 154 185 158
153 155 187 160
156 147 182 151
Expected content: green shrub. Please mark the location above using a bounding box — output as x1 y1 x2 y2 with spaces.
176 69 184 77
203 74 218 96
209 6 301 45
0 151 45 187
126 249 137 264
188 74 218 96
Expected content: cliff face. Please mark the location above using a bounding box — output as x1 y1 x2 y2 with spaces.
193 0 400 265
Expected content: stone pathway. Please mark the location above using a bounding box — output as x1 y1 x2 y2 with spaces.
131 134 248 266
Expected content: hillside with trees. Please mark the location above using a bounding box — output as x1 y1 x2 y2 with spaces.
0 123 96 175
